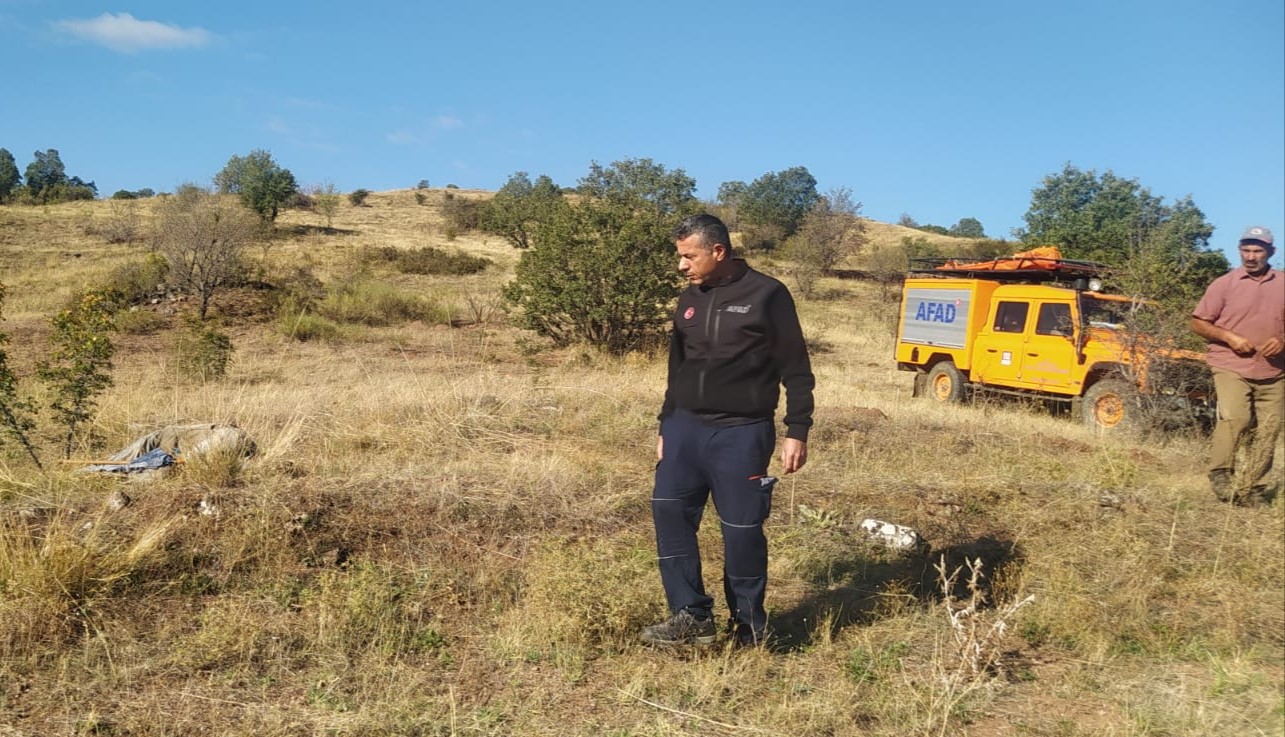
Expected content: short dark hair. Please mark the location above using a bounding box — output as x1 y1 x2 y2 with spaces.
673 213 731 253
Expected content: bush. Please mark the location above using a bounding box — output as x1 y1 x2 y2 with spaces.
269 266 326 312
362 246 490 276
95 200 143 244
37 290 117 458
441 193 482 239
348 189 370 207
277 304 343 342
314 281 448 327
174 315 233 381
739 221 788 252
286 191 314 210
416 179 430 190
414 191 428 206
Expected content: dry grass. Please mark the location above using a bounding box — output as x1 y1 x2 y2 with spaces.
0 196 1280 736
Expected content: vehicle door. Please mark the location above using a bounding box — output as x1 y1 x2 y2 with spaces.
971 300 1029 388
1020 301 1080 395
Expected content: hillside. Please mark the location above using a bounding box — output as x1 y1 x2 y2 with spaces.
0 192 1281 737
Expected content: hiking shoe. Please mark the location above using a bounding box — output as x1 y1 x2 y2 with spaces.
641 610 716 646
730 622 768 649
1234 485 1275 508
1208 470 1234 502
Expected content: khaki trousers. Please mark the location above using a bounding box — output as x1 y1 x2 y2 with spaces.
1210 369 1285 491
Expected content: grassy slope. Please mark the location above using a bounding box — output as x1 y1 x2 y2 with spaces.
0 193 1281 737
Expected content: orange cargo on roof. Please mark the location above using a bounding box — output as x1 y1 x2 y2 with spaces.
939 246 1064 271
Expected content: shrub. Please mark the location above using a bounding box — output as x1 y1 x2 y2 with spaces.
361 245 490 276
96 200 142 244
416 179 431 190
286 191 314 210
101 253 169 308
277 307 343 342
269 266 326 312
153 186 256 320
414 191 428 206
37 290 117 458
441 191 477 240
314 281 448 327
504 196 684 353
174 315 234 381
310 182 342 229
348 189 371 207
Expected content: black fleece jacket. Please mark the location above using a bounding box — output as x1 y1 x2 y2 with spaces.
659 261 815 441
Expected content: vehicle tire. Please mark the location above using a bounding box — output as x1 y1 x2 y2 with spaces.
925 362 967 404
1082 378 1140 432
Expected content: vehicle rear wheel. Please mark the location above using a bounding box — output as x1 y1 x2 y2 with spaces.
926 362 966 403
1082 378 1140 431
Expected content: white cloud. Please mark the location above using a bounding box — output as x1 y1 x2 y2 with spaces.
433 115 464 130
385 130 422 146
266 116 293 135
55 12 212 53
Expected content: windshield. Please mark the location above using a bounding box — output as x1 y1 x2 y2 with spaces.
1082 295 1145 329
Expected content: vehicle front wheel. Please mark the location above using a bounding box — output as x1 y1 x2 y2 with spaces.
1082 378 1140 432
925 362 967 404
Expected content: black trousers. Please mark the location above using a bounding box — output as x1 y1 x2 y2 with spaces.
652 410 777 634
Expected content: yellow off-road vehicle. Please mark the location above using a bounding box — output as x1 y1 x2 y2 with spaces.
893 250 1211 431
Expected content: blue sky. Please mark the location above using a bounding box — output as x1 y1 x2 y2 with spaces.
2 1 1281 259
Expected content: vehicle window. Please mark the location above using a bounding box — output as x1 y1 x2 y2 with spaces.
993 302 1029 333
1036 303 1073 336
1082 296 1137 329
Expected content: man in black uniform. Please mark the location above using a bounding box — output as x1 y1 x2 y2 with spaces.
642 213 815 647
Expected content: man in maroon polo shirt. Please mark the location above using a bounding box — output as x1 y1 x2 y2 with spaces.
1191 226 1285 506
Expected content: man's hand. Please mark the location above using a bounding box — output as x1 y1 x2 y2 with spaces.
1227 333 1257 356
780 438 807 474
1261 337 1284 359
656 435 664 461
1192 317 1257 356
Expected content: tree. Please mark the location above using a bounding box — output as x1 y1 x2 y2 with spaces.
715 180 750 228
0 149 19 202
311 181 342 230
24 149 67 196
154 185 258 320
215 149 298 222
578 158 697 216
480 171 568 249
1019 163 1224 279
20 149 92 203
37 289 117 458
737 166 820 248
949 217 985 238
1019 164 1167 263
504 158 700 353
779 187 868 296
1020 163 1227 340
717 180 749 208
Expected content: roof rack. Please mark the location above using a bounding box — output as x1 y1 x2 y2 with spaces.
908 256 1110 284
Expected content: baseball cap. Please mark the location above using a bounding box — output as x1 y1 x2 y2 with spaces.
1239 225 1273 247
